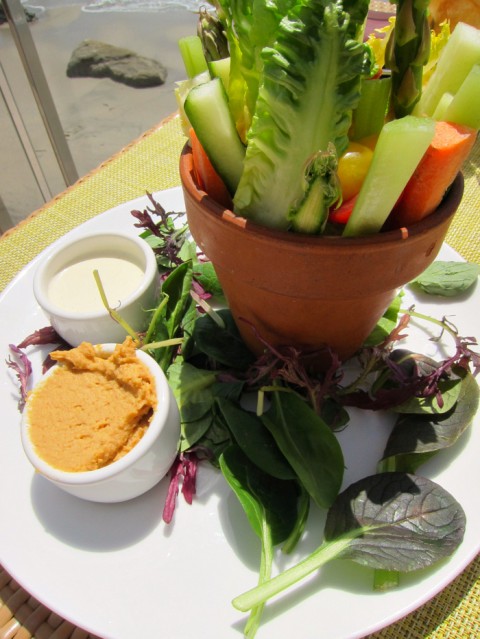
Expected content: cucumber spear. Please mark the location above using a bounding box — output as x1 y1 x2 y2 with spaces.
385 0 431 117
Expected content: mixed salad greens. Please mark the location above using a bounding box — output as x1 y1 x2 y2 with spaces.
177 0 480 236
8 194 479 638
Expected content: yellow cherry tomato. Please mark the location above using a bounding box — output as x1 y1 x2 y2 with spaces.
337 142 373 201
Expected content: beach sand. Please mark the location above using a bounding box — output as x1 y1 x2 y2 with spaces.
0 3 199 227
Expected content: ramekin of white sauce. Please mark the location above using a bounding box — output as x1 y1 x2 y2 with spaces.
33 231 159 346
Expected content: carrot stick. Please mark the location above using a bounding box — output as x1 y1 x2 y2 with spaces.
189 128 233 208
386 121 477 229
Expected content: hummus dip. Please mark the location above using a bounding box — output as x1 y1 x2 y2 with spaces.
26 338 157 472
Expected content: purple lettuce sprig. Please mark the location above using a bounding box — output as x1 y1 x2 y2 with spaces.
340 310 480 411
7 345 32 411
239 321 343 414
6 327 66 411
162 452 199 524
131 192 188 267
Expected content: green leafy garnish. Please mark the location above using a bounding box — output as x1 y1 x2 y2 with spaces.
410 261 480 297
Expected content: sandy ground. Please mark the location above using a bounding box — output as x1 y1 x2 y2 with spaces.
0 3 199 228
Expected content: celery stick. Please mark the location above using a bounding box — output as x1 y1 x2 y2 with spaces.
442 65 480 130
179 36 209 79
208 57 230 91
415 22 480 117
351 75 392 141
432 92 453 121
343 116 435 237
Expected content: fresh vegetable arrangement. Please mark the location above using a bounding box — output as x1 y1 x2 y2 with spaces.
6 4 480 637
177 1 480 235
8 195 479 638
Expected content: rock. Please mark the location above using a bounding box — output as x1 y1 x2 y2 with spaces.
67 40 167 88
0 6 37 24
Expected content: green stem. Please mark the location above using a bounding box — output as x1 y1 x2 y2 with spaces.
190 291 225 328
243 518 274 638
93 270 141 345
281 488 310 555
144 293 169 344
141 338 184 351
339 351 379 395
400 307 456 337
233 534 355 613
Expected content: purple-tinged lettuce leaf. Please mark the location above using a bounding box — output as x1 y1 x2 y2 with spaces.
7 345 32 412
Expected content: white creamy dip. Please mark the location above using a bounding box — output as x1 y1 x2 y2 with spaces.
47 256 144 314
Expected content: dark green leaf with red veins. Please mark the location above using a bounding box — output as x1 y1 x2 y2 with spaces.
324 472 466 572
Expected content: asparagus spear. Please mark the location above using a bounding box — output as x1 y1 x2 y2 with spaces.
197 6 229 62
385 0 431 117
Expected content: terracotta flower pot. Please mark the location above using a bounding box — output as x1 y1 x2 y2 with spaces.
180 144 464 361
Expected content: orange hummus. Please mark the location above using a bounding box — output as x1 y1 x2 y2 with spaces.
26 337 157 472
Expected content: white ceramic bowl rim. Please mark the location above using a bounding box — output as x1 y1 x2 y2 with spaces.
21 345 173 486
33 231 158 320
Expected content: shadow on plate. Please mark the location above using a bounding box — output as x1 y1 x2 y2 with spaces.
30 472 167 551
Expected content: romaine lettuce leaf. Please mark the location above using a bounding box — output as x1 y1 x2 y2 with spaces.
216 0 297 139
233 0 370 230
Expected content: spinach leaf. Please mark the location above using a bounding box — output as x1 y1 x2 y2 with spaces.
168 358 217 422
167 358 218 451
381 369 479 471
193 261 224 297
220 444 302 637
261 391 344 509
217 397 296 480
219 445 300 547
233 472 466 613
145 261 196 371
193 308 255 370
410 261 480 297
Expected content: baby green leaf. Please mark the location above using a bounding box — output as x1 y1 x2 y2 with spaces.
261 391 344 509
193 261 224 298
167 358 218 452
410 261 480 297
381 369 479 469
145 261 196 371
217 397 296 480
221 444 302 637
193 309 255 370
392 368 463 415
220 445 300 546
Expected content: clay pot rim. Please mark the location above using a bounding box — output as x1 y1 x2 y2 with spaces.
180 143 464 248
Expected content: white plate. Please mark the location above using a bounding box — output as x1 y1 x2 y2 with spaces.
1 187 479 639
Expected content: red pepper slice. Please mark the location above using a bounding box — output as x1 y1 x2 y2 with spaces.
328 195 358 225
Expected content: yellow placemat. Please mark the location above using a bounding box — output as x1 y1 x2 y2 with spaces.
0 116 479 639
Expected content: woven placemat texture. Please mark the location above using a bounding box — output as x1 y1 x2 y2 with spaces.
0 116 478 639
